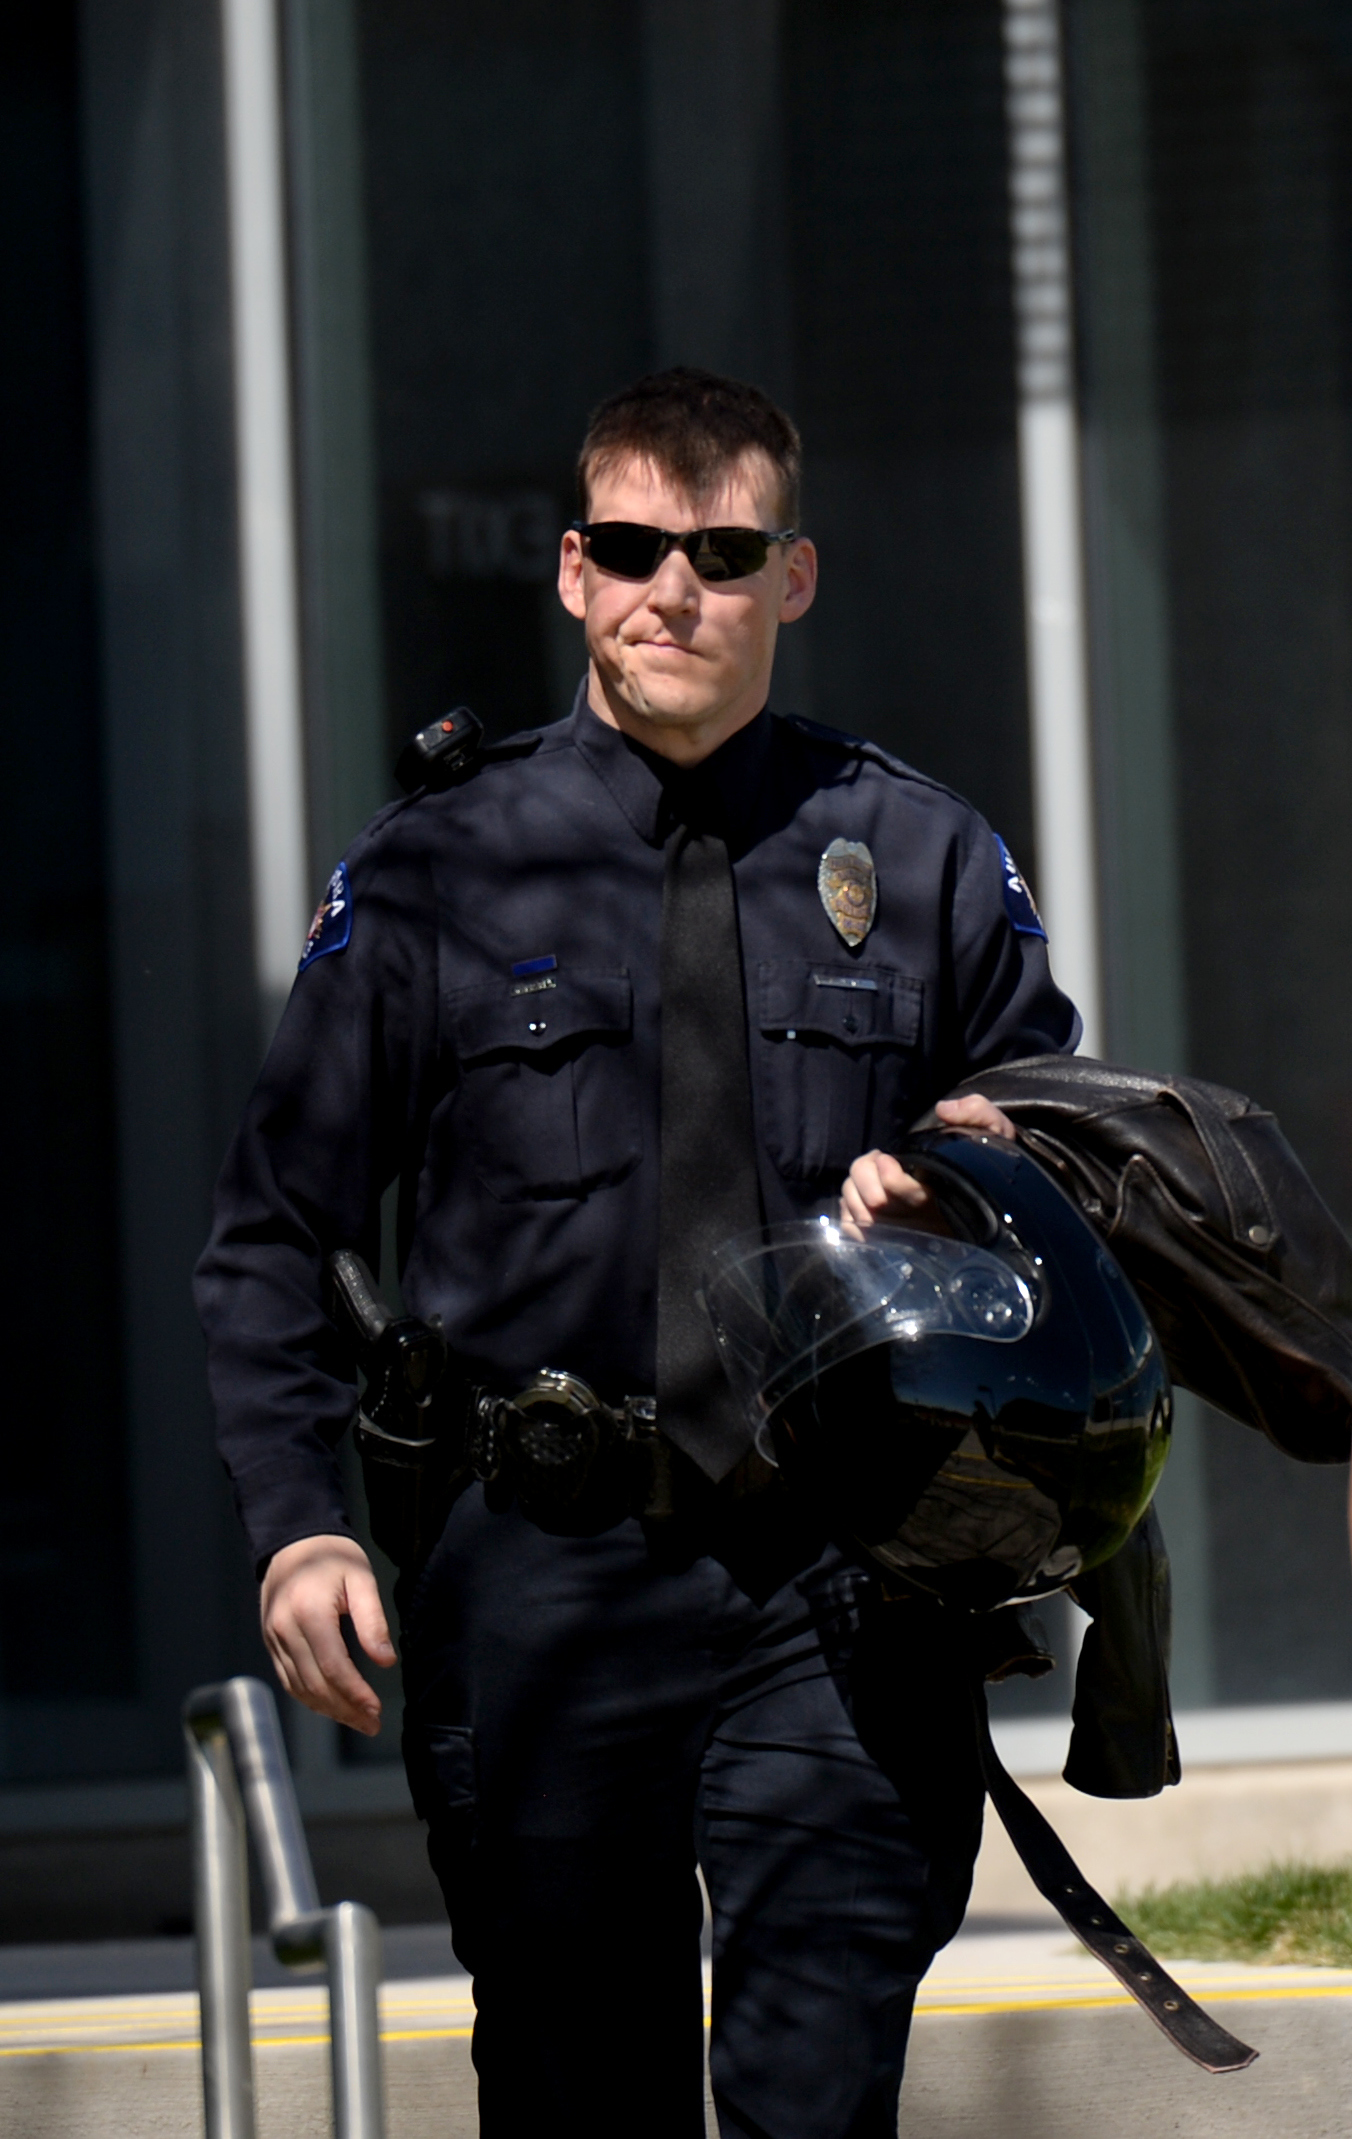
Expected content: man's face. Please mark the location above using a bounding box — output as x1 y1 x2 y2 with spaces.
558 450 817 763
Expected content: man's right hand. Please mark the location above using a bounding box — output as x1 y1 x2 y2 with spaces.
260 1534 396 1736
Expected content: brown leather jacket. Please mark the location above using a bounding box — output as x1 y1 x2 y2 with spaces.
915 1057 1352 1797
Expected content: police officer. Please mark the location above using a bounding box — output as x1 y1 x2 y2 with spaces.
196 367 1079 2139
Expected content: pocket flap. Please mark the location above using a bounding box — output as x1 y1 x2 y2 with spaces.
446 971 633 1060
758 960 922 1046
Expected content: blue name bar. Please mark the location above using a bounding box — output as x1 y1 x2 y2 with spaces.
511 954 558 978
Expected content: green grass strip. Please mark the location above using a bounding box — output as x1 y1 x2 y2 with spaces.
1116 1862 1352 1969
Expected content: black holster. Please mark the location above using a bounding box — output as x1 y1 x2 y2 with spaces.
328 1249 469 1573
354 1404 468 1571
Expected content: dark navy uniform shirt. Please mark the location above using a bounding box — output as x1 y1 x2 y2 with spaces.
194 694 1080 1568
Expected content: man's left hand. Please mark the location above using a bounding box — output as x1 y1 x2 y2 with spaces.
841 1095 1017 1231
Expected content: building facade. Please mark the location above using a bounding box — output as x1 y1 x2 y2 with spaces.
5 0 1352 1933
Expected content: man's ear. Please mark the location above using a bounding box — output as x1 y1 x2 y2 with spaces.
778 536 818 625
558 529 587 620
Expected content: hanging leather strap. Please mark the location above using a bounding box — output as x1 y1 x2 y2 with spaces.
972 1687 1258 2073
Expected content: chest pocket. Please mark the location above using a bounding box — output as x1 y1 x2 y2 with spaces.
444 971 640 1202
756 961 924 1182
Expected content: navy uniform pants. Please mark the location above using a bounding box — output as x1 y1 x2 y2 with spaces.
399 1486 985 2139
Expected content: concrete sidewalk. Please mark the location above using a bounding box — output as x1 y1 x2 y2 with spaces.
908 1929 1352 2136
0 1923 460 2002
0 1929 1349 2135
969 1753 1352 1916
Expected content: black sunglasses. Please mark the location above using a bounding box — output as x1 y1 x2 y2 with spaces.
572 520 798 584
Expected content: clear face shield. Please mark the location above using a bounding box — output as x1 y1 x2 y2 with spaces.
702 1202 1169 1606
702 1216 1040 1448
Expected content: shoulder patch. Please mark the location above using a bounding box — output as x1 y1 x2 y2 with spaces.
298 863 353 972
995 835 1047 940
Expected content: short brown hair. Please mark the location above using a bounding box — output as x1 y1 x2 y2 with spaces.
577 367 802 527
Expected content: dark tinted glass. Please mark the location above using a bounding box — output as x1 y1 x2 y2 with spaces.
354 0 1032 853
1142 0 1352 1706
0 5 132 1705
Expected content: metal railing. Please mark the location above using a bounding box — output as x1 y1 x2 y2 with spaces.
183 1676 386 2139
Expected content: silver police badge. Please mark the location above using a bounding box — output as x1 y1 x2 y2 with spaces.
818 838 877 947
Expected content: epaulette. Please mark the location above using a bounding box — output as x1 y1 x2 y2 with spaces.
780 711 915 781
779 711 970 804
479 731 546 767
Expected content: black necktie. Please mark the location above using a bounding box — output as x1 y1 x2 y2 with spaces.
656 810 763 1480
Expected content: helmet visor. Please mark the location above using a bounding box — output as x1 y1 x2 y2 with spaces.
702 1217 1038 1426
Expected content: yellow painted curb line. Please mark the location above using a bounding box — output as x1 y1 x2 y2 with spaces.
916 1980 1352 2021
6 1975 1352 2059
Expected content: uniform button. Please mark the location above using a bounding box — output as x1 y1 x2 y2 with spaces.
528 1021 547 1033
843 1012 858 1034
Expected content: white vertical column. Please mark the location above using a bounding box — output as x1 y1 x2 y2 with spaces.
221 0 310 1015
1003 0 1103 1054
1072 0 1214 1704
281 0 388 864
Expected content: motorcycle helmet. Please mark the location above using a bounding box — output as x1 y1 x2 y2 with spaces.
702 1128 1171 1609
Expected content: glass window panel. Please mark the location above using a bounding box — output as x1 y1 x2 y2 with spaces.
1144 0 1352 1704
0 6 133 1709
1078 0 1352 1708
352 0 1035 856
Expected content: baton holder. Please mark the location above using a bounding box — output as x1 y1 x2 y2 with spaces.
183 1676 386 2139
